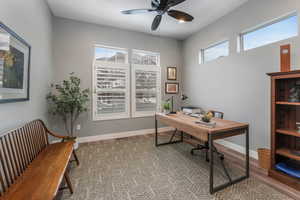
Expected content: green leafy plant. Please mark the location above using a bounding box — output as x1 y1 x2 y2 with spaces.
163 101 171 111
47 73 89 137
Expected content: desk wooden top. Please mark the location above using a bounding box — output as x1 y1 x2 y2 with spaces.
156 112 249 141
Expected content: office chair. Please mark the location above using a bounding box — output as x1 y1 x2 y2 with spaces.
191 110 224 162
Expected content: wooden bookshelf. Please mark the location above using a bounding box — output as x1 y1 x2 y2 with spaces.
267 70 300 191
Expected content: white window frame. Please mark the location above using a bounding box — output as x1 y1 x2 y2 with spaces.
199 40 229 64
131 50 161 118
92 45 130 121
239 12 298 52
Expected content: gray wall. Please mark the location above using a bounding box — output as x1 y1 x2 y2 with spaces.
182 0 300 151
0 0 53 133
52 17 183 137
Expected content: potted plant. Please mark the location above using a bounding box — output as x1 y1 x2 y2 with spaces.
163 101 171 114
47 73 89 149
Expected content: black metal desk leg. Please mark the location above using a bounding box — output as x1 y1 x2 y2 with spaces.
155 117 183 146
155 115 158 146
209 126 250 194
209 134 214 194
246 127 250 178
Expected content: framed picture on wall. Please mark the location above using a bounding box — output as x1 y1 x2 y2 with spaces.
167 67 177 80
165 82 179 94
0 22 31 103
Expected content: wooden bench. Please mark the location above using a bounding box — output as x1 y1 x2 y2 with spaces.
0 120 79 200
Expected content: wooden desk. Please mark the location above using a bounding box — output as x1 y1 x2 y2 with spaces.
155 112 249 194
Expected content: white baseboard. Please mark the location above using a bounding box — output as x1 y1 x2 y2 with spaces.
57 127 258 160
77 127 174 144
215 139 258 160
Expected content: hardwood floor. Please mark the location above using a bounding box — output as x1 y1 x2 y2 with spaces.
196 139 300 200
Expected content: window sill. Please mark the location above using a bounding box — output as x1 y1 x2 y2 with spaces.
132 113 156 118
92 115 130 121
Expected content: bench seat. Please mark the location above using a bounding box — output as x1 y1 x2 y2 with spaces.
1 141 74 200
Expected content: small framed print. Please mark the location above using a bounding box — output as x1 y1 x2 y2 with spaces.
167 67 177 80
0 22 31 103
165 82 179 94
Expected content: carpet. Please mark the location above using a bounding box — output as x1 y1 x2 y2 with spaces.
59 135 293 200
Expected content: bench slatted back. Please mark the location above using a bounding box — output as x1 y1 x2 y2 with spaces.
0 120 49 195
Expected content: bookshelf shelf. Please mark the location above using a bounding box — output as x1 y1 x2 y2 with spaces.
276 129 300 138
276 101 300 106
276 148 300 162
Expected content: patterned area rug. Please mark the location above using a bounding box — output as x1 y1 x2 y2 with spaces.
59 135 292 200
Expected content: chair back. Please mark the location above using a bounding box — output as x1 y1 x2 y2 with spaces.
0 120 49 195
210 110 224 119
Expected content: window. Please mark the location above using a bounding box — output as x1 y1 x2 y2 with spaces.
132 50 161 117
93 46 130 120
200 40 229 64
93 47 162 120
0 58 3 87
95 46 128 63
241 14 298 51
132 49 160 66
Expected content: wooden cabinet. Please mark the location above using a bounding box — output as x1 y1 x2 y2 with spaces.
267 70 300 191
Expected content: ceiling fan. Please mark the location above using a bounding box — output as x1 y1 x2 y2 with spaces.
121 0 194 31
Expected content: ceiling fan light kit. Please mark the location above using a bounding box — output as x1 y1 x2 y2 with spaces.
121 0 194 31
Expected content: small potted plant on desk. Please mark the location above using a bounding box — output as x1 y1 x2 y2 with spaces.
163 101 171 114
47 73 89 149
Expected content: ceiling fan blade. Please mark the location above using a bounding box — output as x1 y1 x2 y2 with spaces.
151 0 160 8
121 9 155 15
151 15 162 31
167 0 186 7
167 10 194 22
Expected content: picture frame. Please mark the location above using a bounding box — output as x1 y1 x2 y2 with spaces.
165 82 179 94
167 67 177 80
0 22 31 103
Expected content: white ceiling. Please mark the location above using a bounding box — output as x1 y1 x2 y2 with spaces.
47 0 248 40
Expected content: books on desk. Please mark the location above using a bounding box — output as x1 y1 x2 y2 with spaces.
195 120 216 128
182 107 202 115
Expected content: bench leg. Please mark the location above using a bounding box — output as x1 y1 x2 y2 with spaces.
73 150 80 166
64 171 74 194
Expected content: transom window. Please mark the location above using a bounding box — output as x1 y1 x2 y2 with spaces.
241 14 298 51
200 40 229 64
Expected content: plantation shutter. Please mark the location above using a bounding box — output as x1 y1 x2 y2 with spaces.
132 50 161 117
93 46 130 120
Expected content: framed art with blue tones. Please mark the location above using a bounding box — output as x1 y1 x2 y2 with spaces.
0 22 31 103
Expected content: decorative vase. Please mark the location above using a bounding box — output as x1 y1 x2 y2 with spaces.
163 110 170 115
